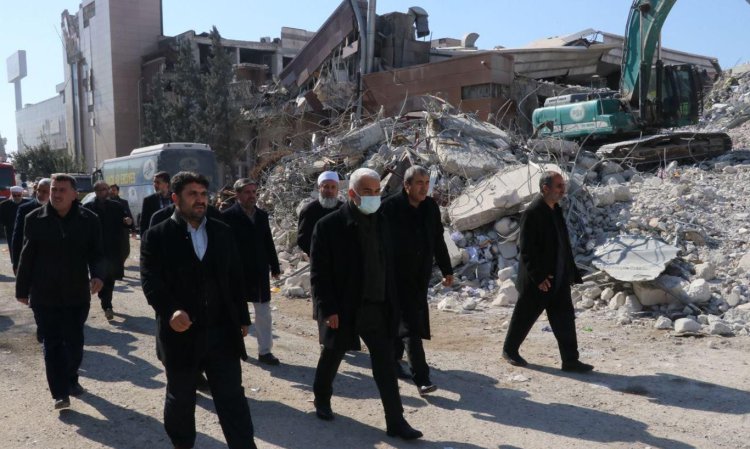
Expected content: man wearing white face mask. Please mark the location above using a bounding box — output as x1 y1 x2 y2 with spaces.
296 171 343 257
309 168 422 440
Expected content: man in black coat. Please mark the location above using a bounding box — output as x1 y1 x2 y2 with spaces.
150 203 221 228
221 178 282 365
140 171 257 449
139 171 171 237
0 186 29 262
16 174 104 410
84 181 132 320
12 179 51 274
381 165 453 395
502 171 593 373
297 171 343 256
310 167 422 440
109 184 134 266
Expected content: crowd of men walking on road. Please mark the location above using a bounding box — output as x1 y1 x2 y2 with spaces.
3 165 593 449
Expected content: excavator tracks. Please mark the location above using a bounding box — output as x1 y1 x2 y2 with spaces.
595 132 733 166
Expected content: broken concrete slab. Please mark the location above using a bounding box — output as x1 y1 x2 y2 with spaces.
432 137 509 179
448 163 562 232
335 121 385 155
443 228 463 268
430 113 512 147
592 236 679 282
527 138 579 157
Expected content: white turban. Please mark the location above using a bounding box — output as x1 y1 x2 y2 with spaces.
10 186 24 193
317 171 339 186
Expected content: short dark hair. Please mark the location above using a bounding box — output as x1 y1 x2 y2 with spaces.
154 171 171 184
110 184 120 191
233 178 258 193
170 171 209 195
539 171 561 191
51 173 77 190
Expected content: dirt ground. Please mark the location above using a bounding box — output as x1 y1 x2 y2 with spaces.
1 240 749 449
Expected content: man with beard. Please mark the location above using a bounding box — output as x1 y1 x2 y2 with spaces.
13 179 51 274
381 165 453 395
84 181 132 320
0 186 29 262
141 171 257 449
297 171 343 257
501 171 593 373
221 179 282 366
310 167 422 440
16 173 104 410
139 171 171 237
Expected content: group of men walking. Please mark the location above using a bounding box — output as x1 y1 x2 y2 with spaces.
7 164 593 449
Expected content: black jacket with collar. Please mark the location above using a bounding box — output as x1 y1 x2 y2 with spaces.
84 199 129 280
140 213 251 367
296 199 343 256
12 199 43 271
220 203 280 303
139 192 172 236
15 201 104 306
381 189 453 339
310 201 400 350
516 195 582 303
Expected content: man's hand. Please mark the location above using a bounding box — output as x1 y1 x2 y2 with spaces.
90 278 104 294
442 274 454 287
16 298 29 306
538 275 553 292
241 325 248 337
271 270 282 281
324 314 339 329
124 217 133 226
170 310 192 332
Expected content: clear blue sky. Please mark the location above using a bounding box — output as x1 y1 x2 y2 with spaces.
2 0 748 155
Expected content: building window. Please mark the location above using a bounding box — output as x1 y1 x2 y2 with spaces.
83 2 96 28
461 83 510 100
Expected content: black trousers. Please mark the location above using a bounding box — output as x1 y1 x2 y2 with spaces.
164 327 255 449
313 331 404 421
98 278 115 310
394 336 430 386
503 284 579 363
32 303 89 399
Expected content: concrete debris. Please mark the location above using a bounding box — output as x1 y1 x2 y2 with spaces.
674 317 702 334
654 316 673 330
592 236 680 282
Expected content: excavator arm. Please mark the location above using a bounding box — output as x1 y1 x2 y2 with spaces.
620 0 677 106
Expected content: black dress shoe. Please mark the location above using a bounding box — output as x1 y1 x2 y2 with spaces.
502 350 528 367
258 353 281 366
314 401 334 421
417 384 437 396
69 382 85 397
561 360 594 373
386 418 423 440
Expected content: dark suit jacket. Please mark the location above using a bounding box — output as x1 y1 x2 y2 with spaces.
516 195 582 303
310 201 400 351
296 199 343 256
150 203 221 228
12 200 43 271
84 199 129 280
139 192 171 236
220 203 280 303
140 214 250 368
381 190 453 339
16 202 104 307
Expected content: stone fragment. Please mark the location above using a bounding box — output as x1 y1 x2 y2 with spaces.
462 299 478 311
497 266 515 282
612 185 633 202
492 280 519 307
592 187 615 207
283 286 306 298
579 297 595 308
437 295 463 312
654 316 673 330
738 251 750 272
623 295 643 313
443 229 463 268
708 321 733 336
608 291 626 310
724 303 750 323
674 317 702 333
600 287 615 301
493 217 519 237
685 279 712 303
694 263 716 280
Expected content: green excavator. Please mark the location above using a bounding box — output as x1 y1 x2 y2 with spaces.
531 0 732 164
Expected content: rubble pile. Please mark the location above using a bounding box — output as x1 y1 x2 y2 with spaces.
259 98 750 337
699 67 750 148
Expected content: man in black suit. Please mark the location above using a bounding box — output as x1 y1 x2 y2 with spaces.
139 171 171 237
502 171 593 373
310 167 422 440
109 184 134 266
221 178 282 366
140 171 257 449
381 165 454 395
12 179 51 274
84 181 132 320
296 171 343 256
0 186 29 262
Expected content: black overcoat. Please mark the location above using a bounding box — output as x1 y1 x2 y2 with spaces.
310 201 400 351
296 199 343 255
139 192 171 236
0 198 28 240
381 190 453 339
220 203 280 303
140 214 251 368
516 195 582 304
11 199 42 271
15 202 104 307
84 199 129 280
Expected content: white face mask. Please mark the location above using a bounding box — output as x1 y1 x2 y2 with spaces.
355 192 380 215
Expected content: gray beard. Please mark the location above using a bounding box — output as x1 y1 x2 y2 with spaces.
318 195 339 209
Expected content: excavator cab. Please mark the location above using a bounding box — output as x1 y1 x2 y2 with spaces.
640 62 703 129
